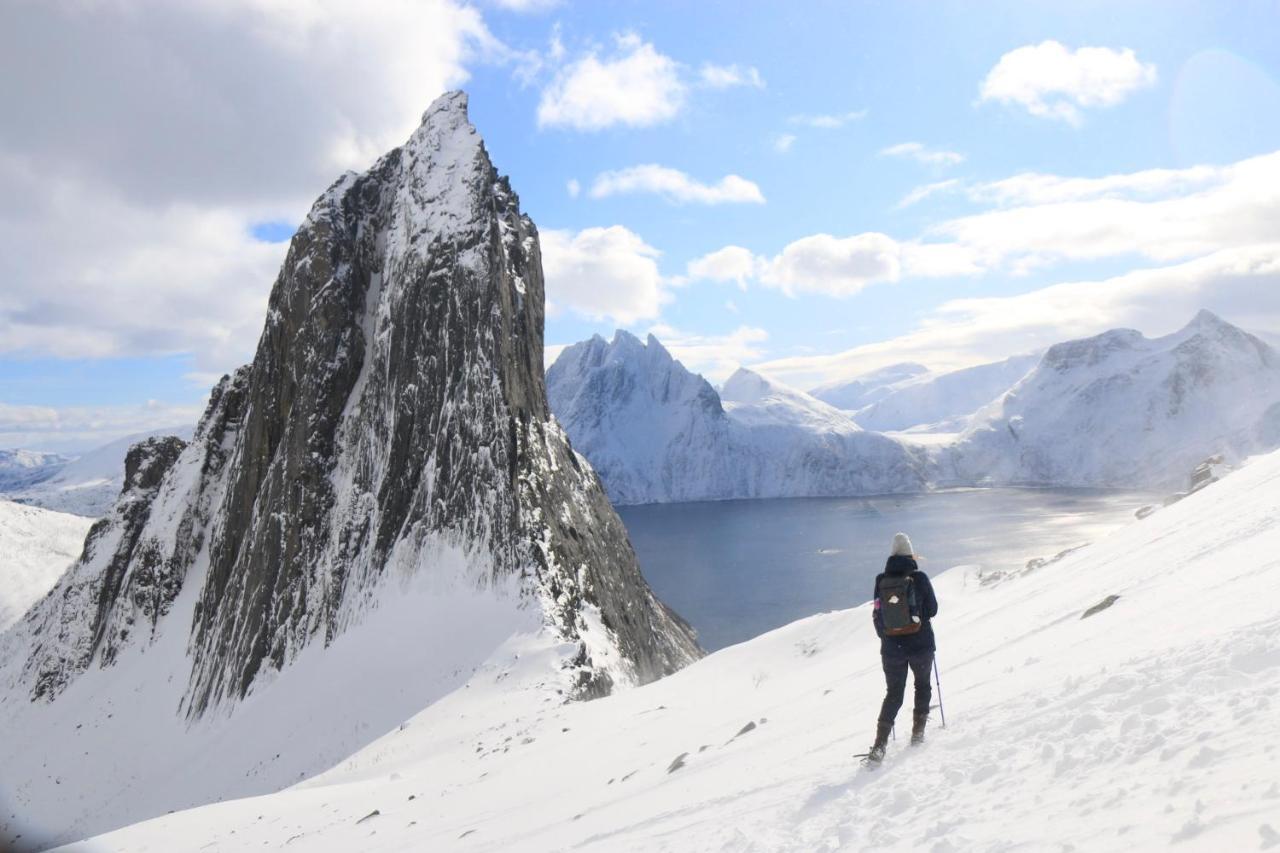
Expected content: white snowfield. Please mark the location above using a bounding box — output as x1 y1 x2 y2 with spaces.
73 447 1280 852
0 501 93 631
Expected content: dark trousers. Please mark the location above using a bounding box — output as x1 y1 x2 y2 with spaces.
878 651 933 726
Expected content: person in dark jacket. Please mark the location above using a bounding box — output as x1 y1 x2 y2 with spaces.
867 532 938 763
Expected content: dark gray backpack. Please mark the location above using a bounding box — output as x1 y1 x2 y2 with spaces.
879 574 922 636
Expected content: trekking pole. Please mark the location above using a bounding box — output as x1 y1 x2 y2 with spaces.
933 657 947 729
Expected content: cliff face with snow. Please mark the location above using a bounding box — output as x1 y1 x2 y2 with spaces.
946 311 1280 488
546 333 926 504
0 92 697 850
0 500 93 632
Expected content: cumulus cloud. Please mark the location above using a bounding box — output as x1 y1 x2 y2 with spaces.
880 142 965 167
896 179 964 209
540 226 669 324
694 148 1280 291
788 110 868 129
979 40 1157 124
685 246 759 288
0 0 495 380
751 245 1280 388
699 63 765 89
537 34 686 130
588 165 765 205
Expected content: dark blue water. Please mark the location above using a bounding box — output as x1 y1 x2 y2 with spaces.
618 488 1151 651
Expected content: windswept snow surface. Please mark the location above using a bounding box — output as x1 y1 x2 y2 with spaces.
809 362 929 411
546 333 925 504
77 447 1280 852
0 501 92 630
0 427 194 517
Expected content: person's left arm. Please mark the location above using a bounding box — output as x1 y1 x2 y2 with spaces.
917 572 939 619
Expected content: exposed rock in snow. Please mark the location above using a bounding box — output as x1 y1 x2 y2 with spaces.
0 91 697 850
0 427 195 518
945 310 1280 488
850 353 1041 433
809 362 929 411
71 445 1280 852
546 333 926 504
0 501 93 631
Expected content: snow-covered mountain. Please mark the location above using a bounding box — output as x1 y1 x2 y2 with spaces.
947 310 1280 488
809 361 929 411
546 332 926 504
850 353 1041 433
71 443 1280 852
0 501 93 631
1 427 195 517
0 450 71 492
0 92 698 851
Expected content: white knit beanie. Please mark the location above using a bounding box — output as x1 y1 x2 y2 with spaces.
891 532 914 557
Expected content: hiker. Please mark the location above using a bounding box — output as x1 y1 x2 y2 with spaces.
866 532 938 763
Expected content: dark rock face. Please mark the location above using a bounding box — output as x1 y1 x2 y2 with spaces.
11 91 700 713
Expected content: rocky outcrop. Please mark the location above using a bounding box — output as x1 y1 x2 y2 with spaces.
6 91 699 717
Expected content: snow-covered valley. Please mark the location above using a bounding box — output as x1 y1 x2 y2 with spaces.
69 444 1280 852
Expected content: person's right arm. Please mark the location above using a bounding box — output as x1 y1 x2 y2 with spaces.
871 575 885 638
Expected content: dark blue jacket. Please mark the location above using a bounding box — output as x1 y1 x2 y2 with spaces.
872 555 938 657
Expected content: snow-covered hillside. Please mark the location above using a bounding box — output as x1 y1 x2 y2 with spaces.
0 501 93 631
1 427 194 517
948 310 1280 488
74 445 1280 852
809 362 929 411
0 450 71 492
850 353 1041 433
546 333 926 504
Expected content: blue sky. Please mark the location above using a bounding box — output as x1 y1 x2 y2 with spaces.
3 0 1280 450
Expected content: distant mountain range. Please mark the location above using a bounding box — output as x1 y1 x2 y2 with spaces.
546 332 927 505
548 311 1280 500
0 427 195 517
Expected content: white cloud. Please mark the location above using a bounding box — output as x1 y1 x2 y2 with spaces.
646 325 770 383
773 133 797 153
566 178 581 198
979 40 1157 124
0 401 207 453
0 0 493 380
751 244 1280 388
540 226 669 324
589 165 765 205
706 149 1280 292
880 142 965 167
897 178 963 209
788 110 868 129
699 63 765 89
686 246 759 288
488 0 562 12
537 35 686 130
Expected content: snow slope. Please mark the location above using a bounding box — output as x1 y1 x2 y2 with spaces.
850 353 1041 433
0 501 93 631
809 362 929 411
546 333 925 504
74 445 1280 852
948 311 1280 488
0 427 194 517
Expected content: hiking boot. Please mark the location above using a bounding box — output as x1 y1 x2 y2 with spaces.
910 712 928 745
867 720 892 762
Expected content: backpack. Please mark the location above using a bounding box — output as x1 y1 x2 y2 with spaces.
879 574 922 636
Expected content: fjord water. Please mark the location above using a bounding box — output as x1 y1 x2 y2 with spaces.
619 488 1153 651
